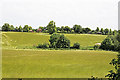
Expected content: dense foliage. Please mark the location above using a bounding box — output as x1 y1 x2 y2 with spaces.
37 43 49 49
2 23 14 31
49 34 70 48
73 42 80 49
94 45 100 50
105 53 120 80
100 33 120 51
2 21 118 35
23 25 32 32
73 25 82 33
47 21 56 34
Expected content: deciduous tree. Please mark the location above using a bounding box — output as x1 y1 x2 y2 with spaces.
47 21 56 34
73 24 82 33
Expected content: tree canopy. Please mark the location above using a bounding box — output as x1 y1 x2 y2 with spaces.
1 22 118 36
47 21 56 34
49 33 70 48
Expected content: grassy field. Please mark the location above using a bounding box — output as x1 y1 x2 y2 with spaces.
2 49 117 78
2 32 107 48
2 32 117 78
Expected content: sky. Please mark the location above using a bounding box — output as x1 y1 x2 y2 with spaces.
1 0 119 30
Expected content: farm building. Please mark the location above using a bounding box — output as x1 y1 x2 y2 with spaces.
29 30 33 32
95 43 101 46
97 32 102 34
37 28 42 32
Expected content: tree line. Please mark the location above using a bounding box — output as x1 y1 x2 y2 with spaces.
1 21 118 35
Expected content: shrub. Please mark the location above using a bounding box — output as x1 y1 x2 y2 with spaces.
94 45 100 50
73 42 80 49
37 43 49 49
49 33 70 48
100 35 120 51
56 35 70 48
100 36 114 50
37 44 43 48
49 33 60 48
42 43 49 48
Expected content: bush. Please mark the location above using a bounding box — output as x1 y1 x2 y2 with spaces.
49 34 60 48
94 45 100 50
73 42 80 49
56 35 70 48
100 35 120 51
49 33 70 48
37 44 42 48
100 36 114 50
37 43 49 49
42 43 49 48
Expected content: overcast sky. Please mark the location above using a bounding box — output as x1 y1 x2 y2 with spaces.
1 0 119 30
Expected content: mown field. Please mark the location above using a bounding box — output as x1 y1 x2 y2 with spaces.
2 49 117 78
2 32 117 78
2 32 107 48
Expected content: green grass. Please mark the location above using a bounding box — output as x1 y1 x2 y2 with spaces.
2 32 50 48
2 32 107 48
65 34 106 47
2 49 117 78
2 32 116 78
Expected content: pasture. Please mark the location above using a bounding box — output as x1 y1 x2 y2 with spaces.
2 32 107 48
2 49 117 78
2 32 117 78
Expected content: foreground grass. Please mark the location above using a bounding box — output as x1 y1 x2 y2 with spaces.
2 32 107 48
2 49 117 78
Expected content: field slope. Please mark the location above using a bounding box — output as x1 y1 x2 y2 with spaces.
2 32 117 78
2 32 107 48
